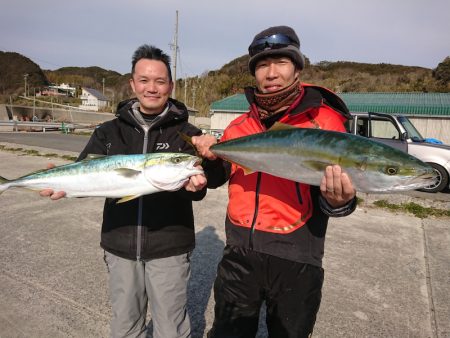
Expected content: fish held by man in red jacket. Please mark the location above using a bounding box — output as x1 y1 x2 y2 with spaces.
209 123 437 193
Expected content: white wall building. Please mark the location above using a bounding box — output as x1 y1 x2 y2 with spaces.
79 87 109 111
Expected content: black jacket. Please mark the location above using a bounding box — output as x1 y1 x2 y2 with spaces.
78 98 208 260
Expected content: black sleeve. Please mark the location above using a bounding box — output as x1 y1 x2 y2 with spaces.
77 126 109 161
318 195 357 217
203 158 231 188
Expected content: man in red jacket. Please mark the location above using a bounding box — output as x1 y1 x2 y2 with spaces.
193 26 357 337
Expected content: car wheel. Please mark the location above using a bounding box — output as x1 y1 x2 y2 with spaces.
419 163 449 193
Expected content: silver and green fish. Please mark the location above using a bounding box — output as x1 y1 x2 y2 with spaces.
0 153 203 203
210 124 437 193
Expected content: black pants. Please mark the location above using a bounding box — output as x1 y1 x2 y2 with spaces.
208 245 324 338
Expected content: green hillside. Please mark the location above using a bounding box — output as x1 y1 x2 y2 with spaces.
0 51 49 97
1 51 449 116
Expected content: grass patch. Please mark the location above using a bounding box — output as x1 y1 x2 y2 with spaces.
373 199 450 218
73 131 94 136
23 149 39 156
0 145 76 162
61 155 77 161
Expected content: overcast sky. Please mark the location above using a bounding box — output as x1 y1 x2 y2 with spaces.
1 0 449 78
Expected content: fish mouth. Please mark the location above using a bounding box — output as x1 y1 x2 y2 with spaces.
194 157 203 167
403 172 439 189
189 157 204 175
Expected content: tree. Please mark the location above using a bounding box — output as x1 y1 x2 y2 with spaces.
433 56 450 85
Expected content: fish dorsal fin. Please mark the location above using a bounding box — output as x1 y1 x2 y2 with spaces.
268 122 297 132
114 168 142 178
116 195 141 204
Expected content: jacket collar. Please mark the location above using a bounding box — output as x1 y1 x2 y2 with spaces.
245 83 350 119
115 97 189 129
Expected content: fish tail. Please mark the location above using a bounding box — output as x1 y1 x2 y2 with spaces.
0 175 10 194
177 131 200 157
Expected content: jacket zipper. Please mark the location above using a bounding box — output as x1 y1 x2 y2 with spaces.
129 102 170 261
136 128 149 261
248 172 262 250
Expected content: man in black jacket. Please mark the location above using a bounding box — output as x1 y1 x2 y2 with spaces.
40 45 219 338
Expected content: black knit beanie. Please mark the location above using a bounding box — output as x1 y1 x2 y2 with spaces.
248 25 305 75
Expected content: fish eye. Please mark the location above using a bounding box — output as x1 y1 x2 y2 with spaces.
385 166 398 175
173 158 181 163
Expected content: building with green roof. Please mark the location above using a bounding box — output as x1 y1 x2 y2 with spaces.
339 92 450 116
211 92 450 116
209 92 450 144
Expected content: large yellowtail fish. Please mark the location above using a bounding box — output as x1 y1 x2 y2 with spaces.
210 124 437 193
0 153 203 203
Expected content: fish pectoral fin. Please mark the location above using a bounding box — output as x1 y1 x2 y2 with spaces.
86 154 106 160
116 195 141 204
303 160 331 171
268 122 297 131
356 157 368 171
114 168 142 178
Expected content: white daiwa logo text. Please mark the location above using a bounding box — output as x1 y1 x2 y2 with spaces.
156 143 170 150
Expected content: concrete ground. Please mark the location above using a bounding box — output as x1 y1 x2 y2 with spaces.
0 147 449 338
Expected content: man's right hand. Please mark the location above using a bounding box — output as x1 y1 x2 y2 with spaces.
39 189 66 200
39 163 66 200
191 134 218 160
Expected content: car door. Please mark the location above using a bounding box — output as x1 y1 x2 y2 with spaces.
364 113 408 153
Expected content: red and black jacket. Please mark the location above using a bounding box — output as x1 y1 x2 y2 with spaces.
220 84 356 267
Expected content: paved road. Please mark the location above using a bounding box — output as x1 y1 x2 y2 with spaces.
0 131 90 153
0 149 449 338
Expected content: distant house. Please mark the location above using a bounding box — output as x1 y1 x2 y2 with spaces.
38 83 76 97
79 87 109 111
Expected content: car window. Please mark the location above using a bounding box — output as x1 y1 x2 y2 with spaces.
356 119 368 136
397 116 424 142
371 119 400 139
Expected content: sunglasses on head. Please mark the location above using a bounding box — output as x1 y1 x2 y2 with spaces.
249 33 298 57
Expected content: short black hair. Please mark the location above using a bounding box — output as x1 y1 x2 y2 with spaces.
131 44 172 82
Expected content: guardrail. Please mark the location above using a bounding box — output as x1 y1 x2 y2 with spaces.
0 120 92 133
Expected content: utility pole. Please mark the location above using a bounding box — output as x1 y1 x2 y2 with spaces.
24 74 29 97
192 82 197 109
170 10 179 98
184 77 188 105
102 78 105 95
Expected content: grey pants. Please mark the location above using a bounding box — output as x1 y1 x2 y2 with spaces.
104 251 192 338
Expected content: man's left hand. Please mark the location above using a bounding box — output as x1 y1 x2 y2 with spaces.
320 165 356 208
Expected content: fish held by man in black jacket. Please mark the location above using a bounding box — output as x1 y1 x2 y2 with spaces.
0 152 203 203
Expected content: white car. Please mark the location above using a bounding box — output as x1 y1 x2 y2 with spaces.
349 112 450 193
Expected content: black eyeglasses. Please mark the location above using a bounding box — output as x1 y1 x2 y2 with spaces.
249 34 298 57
